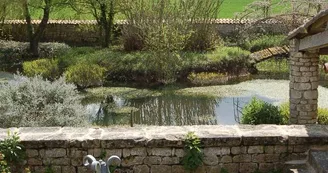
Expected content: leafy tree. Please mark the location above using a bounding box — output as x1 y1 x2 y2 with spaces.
70 0 117 47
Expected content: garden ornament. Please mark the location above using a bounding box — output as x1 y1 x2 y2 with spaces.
83 155 121 173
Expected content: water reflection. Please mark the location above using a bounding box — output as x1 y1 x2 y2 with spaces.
86 95 220 126
85 94 280 126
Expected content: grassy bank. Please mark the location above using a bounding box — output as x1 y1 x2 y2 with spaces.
5 0 288 20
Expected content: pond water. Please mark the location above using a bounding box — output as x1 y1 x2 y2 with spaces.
85 79 303 126
85 94 283 126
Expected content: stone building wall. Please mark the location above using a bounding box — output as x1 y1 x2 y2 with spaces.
0 20 288 46
1 125 328 173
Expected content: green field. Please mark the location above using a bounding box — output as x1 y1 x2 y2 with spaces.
8 0 287 20
219 0 255 18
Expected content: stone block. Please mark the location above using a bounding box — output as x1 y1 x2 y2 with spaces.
221 147 231 156
259 163 274 172
248 146 264 154
41 148 66 158
274 146 287 154
172 165 186 173
161 157 180 165
290 89 302 99
300 67 310 72
144 156 161 165
299 58 310 63
310 67 318 72
291 66 300 72
131 147 147 156
43 157 70 166
26 149 39 158
252 154 265 163
206 166 222 173
174 149 184 157
122 156 145 167
62 166 76 173
220 155 232 163
310 77 319 82
304 90 318 99
293 83 311 90
233 154 251 163
264 146 274 154
148 148 172 156
106 149 122 158
151 165 172 173
294 77 310 83
264 154 280 162
221 163 239 173
293 145 308 153
231 147 244 155
134 165 150 173
203 155 219 166
240 163 258 173
77 166 93 173
28 158 43 166
203 147 221 156
302 72 313 77
123 148 131 158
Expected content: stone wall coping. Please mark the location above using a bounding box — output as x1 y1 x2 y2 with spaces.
1 125 328 148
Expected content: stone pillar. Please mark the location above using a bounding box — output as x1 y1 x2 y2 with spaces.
289 40 319 124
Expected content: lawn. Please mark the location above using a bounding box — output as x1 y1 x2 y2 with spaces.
7 0 287 20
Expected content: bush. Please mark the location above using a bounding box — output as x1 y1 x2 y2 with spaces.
0 40 70 71
242 35 287 52
241 97 284 125
65 63 106 89
23 59 60 80
207 47 251 75
279 103 328 125
0 75 88 127
0 153 10 173
187 72 228 86
185 26 221 51
318 108 328 125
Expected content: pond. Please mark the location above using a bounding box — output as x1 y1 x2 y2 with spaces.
85 79 328 126
85 93 284 126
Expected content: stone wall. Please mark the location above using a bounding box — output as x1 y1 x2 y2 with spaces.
289 39 319 124
0 20 288 46
1 125 328 173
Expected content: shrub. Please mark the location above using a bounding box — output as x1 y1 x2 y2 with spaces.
209 47 251 75
318 108 328 125
23 59 60 80
0 40 70 71
0 75 88 127
242 35 287 52
279 103 328 125
187 72 228 86
64 63 106 89
0 153 10 173
185 26 221 51
241 97 284 125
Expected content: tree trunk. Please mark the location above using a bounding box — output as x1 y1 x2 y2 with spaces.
100 3 109 48
23 0 51 57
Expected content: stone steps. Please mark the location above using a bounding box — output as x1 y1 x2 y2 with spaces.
308 151 328 173
285 150 328 173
